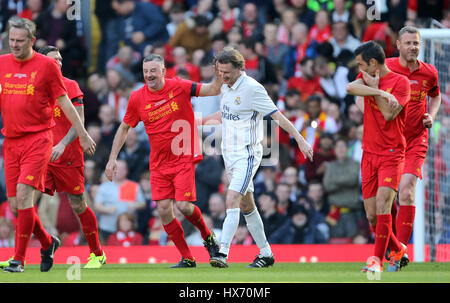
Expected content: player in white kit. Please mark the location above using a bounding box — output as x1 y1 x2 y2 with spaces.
200 48 313 267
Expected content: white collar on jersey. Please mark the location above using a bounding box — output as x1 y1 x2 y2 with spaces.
226 71 246 90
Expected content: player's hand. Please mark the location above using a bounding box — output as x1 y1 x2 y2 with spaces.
297 138 313 162
381 91 399 110
50 142 66 162
80 133 96 156
105 160 117 182
361 70 379 88
423 113 433 128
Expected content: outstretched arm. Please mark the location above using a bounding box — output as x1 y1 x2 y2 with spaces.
198 62 222 97
197 110 222 125
105 122 132 181
270 110 313 161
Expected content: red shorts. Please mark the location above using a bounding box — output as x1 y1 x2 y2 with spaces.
45 165 85 196
361 151 405 200
3 131 53 197
150 162 196 202
403 135 428 179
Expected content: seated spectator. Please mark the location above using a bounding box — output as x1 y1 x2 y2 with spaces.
169 15 212 60
94 160 146 241
269 204 328 244
166 46 201 82
283 22 311 79
291 0 316 28
18 0 48 22
106 213 144 246
136 170 154 243
314 54 350 104
349 1 370 40
326 101 344 134
238 37 278 85
208 193 226 229
216 0 240 34
307 9 332 49
260 22 289 73
166 2 186 38
287 57 323 103
305 132 336 183
275 182 294 215
87 72 109 104
281 166 304 202
348 123 363 165
329 21 360 59
253 165 278 199
118 128 149 182
106 45 141 82
35 0 86 78
276 8 298 46
258 192 287 239
330 0 351 23
226 25 243 48
84 123 111 175
231 221 253 245
323 137 361 239
294 95 338 164
112 0 169 55
98 104 120 148
0 217 14 247
239 2 264 41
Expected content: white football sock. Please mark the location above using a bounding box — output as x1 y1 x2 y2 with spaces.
219 208 241 256
244 209 272 257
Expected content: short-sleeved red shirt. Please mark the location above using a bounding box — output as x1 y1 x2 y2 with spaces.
50 77 84 167
123 77 203 170
0 52 67 138
385 57 440 143
358 71 411 156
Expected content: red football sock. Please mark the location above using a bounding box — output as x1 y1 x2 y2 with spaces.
15 208 36 265
374 214 392 263
391 201 398 236
77 206 103 256
396 205 415 245
163 218 194 261
32 207 52 251
184 205 211 240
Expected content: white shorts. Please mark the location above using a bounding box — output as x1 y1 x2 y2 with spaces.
223 146 262 195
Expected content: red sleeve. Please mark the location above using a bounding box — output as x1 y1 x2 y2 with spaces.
47 59 67 100
392 76 411 107
177 77 202 97
427 66 440 97
65 79 84 106
408 0 417 11
123 91 140 127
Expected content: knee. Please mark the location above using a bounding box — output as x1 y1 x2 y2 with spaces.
157 203 173 221
69 194 87 214
399 185 414 205
176 201 193 216
366 212 377 226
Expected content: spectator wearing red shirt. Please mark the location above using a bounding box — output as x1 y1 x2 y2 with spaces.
107 213 143 246
287 57 323 103
307 9 332 49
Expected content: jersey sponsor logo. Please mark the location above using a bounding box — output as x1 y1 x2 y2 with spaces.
1 82 35 95
147 102 175 122
221 111 240 121
13 73 27 79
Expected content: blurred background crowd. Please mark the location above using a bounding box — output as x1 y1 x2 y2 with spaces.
1 0 450 249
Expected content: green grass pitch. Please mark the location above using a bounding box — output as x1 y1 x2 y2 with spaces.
0 262 449 283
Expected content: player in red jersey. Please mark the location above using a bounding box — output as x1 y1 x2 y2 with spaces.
105 54 222 268
37 46 106 269
346 41 410 273
384 26 442 268
0 18 95 273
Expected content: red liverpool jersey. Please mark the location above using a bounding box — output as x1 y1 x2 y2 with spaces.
123 77 203 170
386 57 440 143
0 52 67 138
358 71 411 156
50 77 84 167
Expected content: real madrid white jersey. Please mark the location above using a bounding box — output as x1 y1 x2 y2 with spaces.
220 72 278 159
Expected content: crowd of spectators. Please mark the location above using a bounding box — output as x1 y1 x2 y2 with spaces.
1 0 450 248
